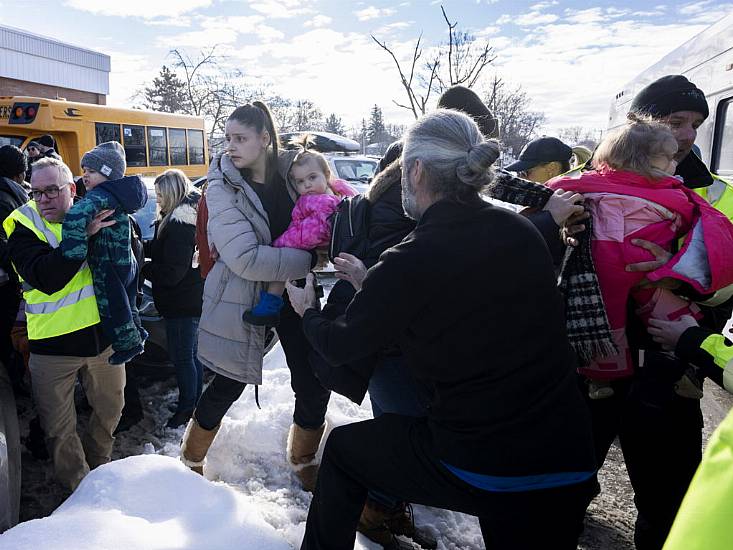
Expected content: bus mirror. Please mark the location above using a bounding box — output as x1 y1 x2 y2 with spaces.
9 102 40 124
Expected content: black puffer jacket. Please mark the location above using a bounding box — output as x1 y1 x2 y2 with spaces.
141 193 203 318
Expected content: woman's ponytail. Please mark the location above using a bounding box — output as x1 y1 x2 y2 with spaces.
253 100 279 184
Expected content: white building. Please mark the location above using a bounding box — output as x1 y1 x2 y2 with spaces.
0 24 109 104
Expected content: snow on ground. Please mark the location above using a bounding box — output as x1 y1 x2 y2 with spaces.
2 343 483 550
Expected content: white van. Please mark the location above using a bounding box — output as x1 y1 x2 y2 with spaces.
607 13 733 179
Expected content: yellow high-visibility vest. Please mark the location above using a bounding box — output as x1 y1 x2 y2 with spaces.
2 201 99 340
696 175 733 222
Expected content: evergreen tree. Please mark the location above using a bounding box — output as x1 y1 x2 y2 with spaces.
367 105 386 143
323 113 345 135
143 66 189 113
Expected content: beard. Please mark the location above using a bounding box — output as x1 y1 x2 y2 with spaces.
401 169 420 221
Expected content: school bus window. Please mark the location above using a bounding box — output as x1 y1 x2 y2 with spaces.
169 128 187 165
0 135 24 148
147 126 168 166
713 98 733 176
188 129 205 165
95 123 121 145
123 125 147 167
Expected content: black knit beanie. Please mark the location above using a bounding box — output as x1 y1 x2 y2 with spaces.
629 75 708 119
437 85 498 138
37 134 56 148
0 145 28 179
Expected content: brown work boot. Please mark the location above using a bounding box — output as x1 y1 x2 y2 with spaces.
180 417 220 475
286 423 325 492
385 503 438 550
357 499 398 548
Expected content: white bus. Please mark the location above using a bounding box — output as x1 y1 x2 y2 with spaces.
607 13 733 179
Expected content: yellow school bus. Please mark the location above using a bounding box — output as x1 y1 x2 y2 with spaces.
0 96 209 178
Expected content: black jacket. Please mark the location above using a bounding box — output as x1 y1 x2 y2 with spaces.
7 224 109 357
303 197 595 476
141 193 203 318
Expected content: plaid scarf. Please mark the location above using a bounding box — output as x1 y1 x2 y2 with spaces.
487 170 617 365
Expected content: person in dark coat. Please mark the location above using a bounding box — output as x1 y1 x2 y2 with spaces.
0 146 29 377
288 109 597 550
140 169 204 428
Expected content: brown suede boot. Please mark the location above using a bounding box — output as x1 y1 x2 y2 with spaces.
385 503 438 550
287 423 325 492
180 418 220 475
357 499 397 548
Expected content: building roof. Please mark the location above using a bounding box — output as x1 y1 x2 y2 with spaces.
0 24 110 94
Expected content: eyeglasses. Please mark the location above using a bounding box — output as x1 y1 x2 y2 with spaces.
30 183 70 201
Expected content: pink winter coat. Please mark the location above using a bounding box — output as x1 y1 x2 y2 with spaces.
548 169 733 294
272 179 358 250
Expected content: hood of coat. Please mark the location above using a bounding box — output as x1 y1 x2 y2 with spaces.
0 176 29 206
366 158 401 204
168 192 200 226
97 175 147 214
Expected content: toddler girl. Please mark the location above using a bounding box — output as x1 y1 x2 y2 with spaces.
547 118 733 399
243 138 357 326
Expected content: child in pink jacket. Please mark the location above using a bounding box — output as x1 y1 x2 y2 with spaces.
243 145 356 326
548 118 733 399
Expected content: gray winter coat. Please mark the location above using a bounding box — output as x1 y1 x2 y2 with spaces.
197 153 311 384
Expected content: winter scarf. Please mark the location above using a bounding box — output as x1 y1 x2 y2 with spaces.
487 170 617 364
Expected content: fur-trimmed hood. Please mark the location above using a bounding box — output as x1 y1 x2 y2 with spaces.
168 193 200 225
366 159 401 204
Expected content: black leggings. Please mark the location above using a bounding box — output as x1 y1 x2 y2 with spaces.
195 298 331 431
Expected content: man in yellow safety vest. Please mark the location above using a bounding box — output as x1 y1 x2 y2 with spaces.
3 157 125 491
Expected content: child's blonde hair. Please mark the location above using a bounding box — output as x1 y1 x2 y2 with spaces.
593 116 678 179
288 134 332 183
154 168 200 233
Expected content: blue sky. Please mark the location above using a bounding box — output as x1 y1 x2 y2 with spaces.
5 0 732 135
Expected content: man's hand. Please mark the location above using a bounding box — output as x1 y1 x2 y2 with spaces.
86 209 115 236
285 273 319 317
625 239 673 273
648 315 699 351
333 253 367 291
543 189 585 226
560 210 590 247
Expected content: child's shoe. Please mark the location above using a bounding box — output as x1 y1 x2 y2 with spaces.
588 380 615 400
109 343 145 365
243 290 284 326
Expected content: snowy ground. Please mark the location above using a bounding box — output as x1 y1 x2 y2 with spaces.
5 331 733 549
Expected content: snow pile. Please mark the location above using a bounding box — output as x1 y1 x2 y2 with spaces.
1 343 483 549
0 454 290 550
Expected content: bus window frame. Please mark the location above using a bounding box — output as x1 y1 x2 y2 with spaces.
187 129 205 165
147 126 169 167
95 122 122 146
712 96 733 177
169 128 188 166
122 124 148 168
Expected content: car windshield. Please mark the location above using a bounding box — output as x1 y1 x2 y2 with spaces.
0 135 25 148
132 185 158 241
333 159 378 182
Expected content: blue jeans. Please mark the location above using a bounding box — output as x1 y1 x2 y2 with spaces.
368 355 429 418
165 317 204 412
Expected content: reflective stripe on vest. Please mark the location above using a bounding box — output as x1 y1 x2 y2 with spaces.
3 201 100 340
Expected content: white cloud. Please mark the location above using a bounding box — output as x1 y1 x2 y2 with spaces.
374 21 413 34
355 6 397 21
248 0 315 18
304 15 333 28
678 0 713 15
65 0 212 18
677 2 733 23
104 51 159 108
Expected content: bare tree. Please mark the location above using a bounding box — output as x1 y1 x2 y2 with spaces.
558 126 600 148
433 6 496 92
372 6 495 119
484 75 546 156
371 33 439 118
269 98 324 133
